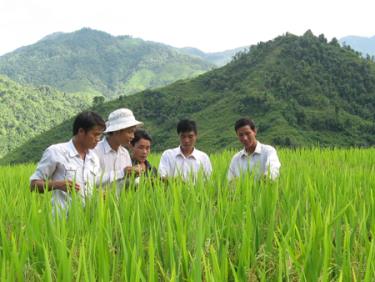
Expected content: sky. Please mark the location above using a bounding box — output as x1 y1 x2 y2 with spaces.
0 0 374 55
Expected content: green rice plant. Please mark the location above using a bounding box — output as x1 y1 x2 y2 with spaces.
0 148 374 281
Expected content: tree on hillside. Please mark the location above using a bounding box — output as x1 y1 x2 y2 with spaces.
93 96 105 105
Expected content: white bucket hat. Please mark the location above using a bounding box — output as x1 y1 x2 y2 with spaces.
104 108 143 133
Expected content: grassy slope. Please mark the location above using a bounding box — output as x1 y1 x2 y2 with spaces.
0 75 92 158
0 28 214 97
2 31 375 164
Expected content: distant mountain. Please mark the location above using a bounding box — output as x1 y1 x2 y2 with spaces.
0 28 214 97
2 30 375 164
178 46 248 66
339 35 375 57
0 75 91 158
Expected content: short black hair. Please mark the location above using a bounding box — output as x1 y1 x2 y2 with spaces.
73 111 106 135
130 129 153 146
234 118 256 132
177 119 197 134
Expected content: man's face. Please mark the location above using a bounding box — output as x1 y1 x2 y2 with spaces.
236 125 257 150
115 126 136 147
179 131 197 151
132 138 151 163
80 126 104 149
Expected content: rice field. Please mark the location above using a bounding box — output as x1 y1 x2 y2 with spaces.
0 148 374 281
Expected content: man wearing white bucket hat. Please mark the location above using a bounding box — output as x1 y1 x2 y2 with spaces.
94 108 144 188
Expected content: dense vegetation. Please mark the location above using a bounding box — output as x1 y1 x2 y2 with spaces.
0 75 91 158
0 148 374 280
2 31 374 164
0 28 214 97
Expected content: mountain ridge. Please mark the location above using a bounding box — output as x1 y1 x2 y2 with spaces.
0 28 215 97
178 46 248 66
339 35 375 57
2 30 375 164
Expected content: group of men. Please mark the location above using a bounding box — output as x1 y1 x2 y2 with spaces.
30 108 281 211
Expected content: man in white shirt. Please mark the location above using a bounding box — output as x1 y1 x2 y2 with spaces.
227 118 281 181
158 119 212 181
93 108 143 189
30 111 106 211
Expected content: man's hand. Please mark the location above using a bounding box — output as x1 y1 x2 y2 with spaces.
51 180 80 192
31 179 80 193
124 165 143 177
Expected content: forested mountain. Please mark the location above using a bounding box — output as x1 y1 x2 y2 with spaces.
0 28 214 97
339 35 375 57
0 75 91 158
2 30 375 164
178 46 248 66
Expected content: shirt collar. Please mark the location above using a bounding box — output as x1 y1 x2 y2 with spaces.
103 137 127 154
67 139 80 158
67 139 95 161
240 141 262 158
176 146 197 159
103 137 114 154
132 158 152 169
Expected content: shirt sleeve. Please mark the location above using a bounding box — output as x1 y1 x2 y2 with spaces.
204 155 212 178
30 147 57 182
227 156 237 182
266 148 281 180
95 147 129 185
97 169 125 185
124 150 132 167
158 151 170 178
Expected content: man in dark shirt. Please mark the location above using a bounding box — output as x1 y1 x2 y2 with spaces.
130 129 157 177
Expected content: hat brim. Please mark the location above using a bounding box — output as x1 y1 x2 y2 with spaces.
104 120 143 133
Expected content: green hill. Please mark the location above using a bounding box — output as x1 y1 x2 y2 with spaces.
0 28 214 97
178 46 248 66
2 31 375 164
0 75 92 158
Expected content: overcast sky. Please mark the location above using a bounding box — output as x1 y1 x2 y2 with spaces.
0 0 374 55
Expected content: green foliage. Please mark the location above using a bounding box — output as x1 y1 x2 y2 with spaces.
2 31 375 164
0 148 374 280
93 96 105 106
0 75 91 158
0 28 214 97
